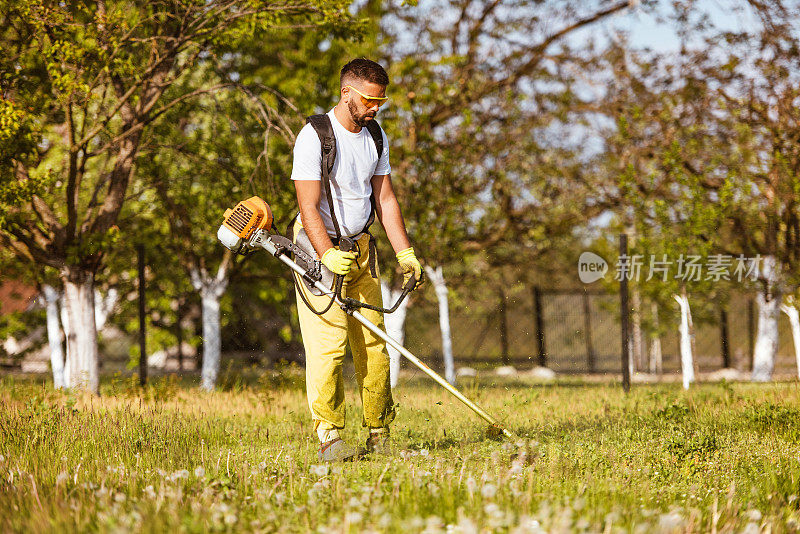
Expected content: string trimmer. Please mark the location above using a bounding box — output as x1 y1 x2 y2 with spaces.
217 196 514 439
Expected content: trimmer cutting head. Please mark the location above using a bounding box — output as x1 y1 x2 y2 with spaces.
217 196 273 252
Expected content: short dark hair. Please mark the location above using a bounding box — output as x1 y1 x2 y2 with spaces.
340 58 389 88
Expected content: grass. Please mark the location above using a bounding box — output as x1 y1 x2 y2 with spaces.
1 369 800 533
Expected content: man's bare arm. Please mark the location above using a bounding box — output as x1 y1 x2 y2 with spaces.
371 173 412 253
294 180 335 258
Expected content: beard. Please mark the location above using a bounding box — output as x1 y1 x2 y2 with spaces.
348 98 376 127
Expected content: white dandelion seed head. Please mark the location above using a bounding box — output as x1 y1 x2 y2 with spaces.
346 511 363 524
481 483 497 499
310 464 329 477
194 466 205 478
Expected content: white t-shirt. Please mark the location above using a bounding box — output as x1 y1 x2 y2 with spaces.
291 109 391 237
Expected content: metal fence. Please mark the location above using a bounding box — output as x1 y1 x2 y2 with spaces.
403 287 800 376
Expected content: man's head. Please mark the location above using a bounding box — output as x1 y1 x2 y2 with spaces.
340 58 389 127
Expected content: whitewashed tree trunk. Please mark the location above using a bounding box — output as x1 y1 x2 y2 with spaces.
673 292 694 389
649 302 663 376
61 268 99 393
380 281 410 388
43 285 65 389
59 298 71 388
190 263 229 391
631 286 644 372
94 288 119 331
424 265 455 385
780 299 800 380
752 256 781 382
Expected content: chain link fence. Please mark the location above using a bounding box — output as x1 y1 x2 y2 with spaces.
403 287 800 376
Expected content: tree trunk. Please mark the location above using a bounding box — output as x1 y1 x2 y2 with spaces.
781 299 800 378
43 284 65 389
61 267 99 394
631 285 644 372
380 281 411 388
94 288 118 331
673 291 694 389
190 266 229 391
59 299 71 388
752 256 781 382
781 301 800 380
649 302 662 376
425 265 455 385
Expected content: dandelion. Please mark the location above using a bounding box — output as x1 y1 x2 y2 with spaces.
309 464 329 477
172 469 189 480
423 515 444 533
481 483 497 499
194 466 205 478
657 511 684 531
346 511 363 524
144 485 156 499
746 509 762 522
114 492 126 503
258 461 267 471
420 449 430 457
224 514 238 525
484 503 501 515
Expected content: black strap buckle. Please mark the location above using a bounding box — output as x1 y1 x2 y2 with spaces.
338 236 356 253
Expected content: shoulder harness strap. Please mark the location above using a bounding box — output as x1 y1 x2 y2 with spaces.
306 114 342 240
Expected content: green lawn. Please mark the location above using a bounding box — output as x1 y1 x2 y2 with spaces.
1 371 799 532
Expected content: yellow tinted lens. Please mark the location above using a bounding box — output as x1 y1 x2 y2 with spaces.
361 95 386 108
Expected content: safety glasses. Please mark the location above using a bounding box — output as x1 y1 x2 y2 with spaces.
346 85 389 108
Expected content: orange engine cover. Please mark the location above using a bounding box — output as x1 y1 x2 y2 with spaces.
221 196 273 239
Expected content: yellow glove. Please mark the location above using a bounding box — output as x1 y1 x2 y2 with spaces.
321 248 357 275
396 247 424 290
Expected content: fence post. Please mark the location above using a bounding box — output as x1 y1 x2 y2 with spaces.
747 297 755 371
533 286 546 367
619 234 631 392
583 290 596 372
720 306 730 368
137 244 148 387
499 286 509 366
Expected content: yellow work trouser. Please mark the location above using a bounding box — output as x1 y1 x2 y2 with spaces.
294 222 396 434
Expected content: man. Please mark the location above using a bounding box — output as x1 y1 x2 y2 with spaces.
290 58 424 461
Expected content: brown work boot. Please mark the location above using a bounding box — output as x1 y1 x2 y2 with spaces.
365 428 392 456
318 438 360 462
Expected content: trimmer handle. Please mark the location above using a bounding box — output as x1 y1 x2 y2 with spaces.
336 273 417 314
401 273 417 293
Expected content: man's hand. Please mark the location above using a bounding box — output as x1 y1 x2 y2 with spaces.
321 248 357 275
396 247 424 290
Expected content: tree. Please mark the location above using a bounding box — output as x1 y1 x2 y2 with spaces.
374 0 642 375
0 0 356 393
